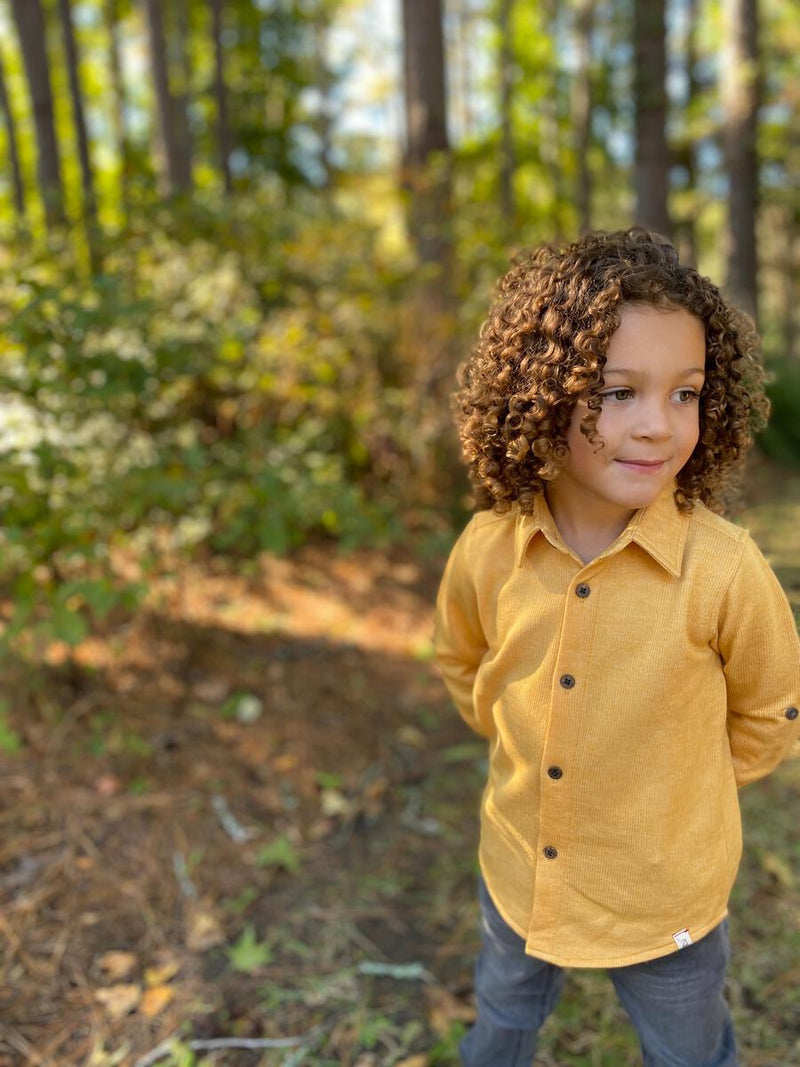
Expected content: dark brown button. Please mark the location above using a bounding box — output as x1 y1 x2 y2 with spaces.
547 766 563 780
576 583 591 599
543 845 558 859
786 706 799 721
560 674 575 689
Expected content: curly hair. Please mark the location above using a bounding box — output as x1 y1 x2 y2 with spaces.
456 228 769 515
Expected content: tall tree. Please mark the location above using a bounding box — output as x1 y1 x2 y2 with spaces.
675 0 700 265
542 0 566 239
105 0 131 219
172 0 194 184
722 0 760 321
454 0 477 141
498 0 516 227
0 45 26 221
209 0 232 194
633 0 671 237
572 0 595 234
10 0 65 227
400 0 451 269
57 0 97 227
143 0 191 194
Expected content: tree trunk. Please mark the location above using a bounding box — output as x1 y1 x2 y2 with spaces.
678 0 700 265
172 0 194 187
542 0 566 239
401 0 451 270
722 0 759 322
0 46 26 220
455 0 475 141
105 0 131 221
572 0 594 234
9 0 65 227
399 0 456 500
498 0 516 228
633 0 671 238
57 0 97 227
780 206 798 359
143 0 191 195
209 0 232 194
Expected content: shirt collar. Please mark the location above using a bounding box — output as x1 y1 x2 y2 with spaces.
514 483 689 577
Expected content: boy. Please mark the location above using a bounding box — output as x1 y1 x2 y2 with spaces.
434 229 800 1066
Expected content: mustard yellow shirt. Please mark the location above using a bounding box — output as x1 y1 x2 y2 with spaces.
434 485 800 968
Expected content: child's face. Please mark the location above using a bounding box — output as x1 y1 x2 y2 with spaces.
552 303 706 524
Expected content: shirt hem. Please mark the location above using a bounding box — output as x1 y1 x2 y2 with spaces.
480 865 730 969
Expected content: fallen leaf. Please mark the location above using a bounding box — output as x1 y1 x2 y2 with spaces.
95 983 141 1019
320 788 354 817
95 774 122 797
193 677 230 703
237 736 274 765
425 985 475 1036
307 817 334 841
144 960 180 987
761 850 794 889
396 726 426 748
186 906 226 951
273 753 299 772
139 984 174 1017
395 1056 429 1067
97 951 138 981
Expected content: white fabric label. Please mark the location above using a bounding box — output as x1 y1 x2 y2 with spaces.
672 928 693 949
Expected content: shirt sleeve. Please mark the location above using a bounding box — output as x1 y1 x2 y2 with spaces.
718 534 800 787
434 520 492 738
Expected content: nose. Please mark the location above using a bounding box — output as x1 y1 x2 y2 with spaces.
631 399 672 441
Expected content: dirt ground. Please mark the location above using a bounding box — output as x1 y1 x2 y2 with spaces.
1 480 800 1067
0 542 487 1067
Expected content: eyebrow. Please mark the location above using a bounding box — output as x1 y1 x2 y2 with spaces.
602 367 705 378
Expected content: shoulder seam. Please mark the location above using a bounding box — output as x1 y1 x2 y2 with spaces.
691 505 749 544
471 508 515 529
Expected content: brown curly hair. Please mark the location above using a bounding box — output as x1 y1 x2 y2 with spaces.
456 228 769 515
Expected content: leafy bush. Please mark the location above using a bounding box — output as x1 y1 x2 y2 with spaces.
0 196 453 650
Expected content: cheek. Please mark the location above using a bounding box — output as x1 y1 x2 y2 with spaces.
677 411 701 460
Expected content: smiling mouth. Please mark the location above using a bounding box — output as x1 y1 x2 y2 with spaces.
615 459 667 471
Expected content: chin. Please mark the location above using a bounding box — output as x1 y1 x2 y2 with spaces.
617 487 668 509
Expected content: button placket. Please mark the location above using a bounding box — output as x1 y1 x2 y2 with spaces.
531 565 598 946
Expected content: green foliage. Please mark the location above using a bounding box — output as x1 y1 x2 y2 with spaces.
759 359 800 465
0 700 23 754
257 833 301 873
225 923 274 973
0 198 430 651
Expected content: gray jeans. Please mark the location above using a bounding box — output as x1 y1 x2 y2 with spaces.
461 876 738 1067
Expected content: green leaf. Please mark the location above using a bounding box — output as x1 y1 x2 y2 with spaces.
0 702 22 754
256 834 301 873
226 924 273 973
52 604 89 646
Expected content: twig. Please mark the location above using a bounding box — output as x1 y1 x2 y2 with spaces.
171 851 198 900
211 793 257 843
133 1027 326 1067
0 1024 55 1067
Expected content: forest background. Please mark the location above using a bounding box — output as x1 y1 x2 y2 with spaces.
0 1 799 1066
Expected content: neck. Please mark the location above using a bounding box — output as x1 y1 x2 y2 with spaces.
545 484 636 564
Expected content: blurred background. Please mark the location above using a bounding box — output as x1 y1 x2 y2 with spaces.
0 1 799 1065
